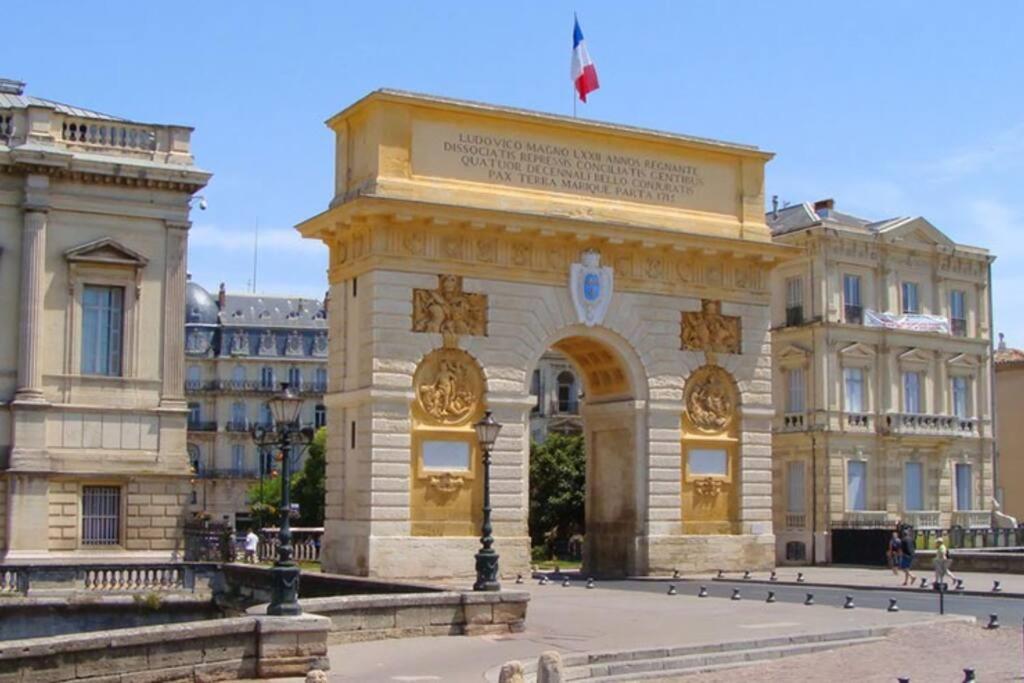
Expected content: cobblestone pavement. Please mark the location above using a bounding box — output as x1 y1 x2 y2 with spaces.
683 622 1022 682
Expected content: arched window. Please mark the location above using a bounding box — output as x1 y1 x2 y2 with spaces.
314 404 326 429
288 367 302 389
557 371 578 414
260 366 274 389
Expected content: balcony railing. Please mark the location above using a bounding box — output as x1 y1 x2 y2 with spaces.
844 304 863 325
184 379 327 396
902 510 941 529
884 413 976 437
779 412 806 431
840 510 891 527
187 420 217 432
785 513 806 529
844 412 872 431
224 421 251 433
785 306 804 327
952 510 991 529
195 467 259 480
951 318 967 337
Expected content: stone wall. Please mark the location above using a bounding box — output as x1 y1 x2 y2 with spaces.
47 481 78 551
0 614 328 682
0 476 7 551
124 478 191 552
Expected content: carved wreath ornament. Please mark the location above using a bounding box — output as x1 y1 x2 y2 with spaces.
413 347 484 426
694 477 724 497
684 365 736 434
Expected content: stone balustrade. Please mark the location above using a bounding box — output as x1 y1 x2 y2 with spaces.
951 510 994 529
0 563 209 596
780 412 805 431
902 510 940 529
257 527 323 563
913 525 1023 549
884 412 976 437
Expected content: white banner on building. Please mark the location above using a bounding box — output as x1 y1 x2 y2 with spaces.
863 310 950 334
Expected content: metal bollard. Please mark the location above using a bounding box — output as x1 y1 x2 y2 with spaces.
539 575 548 586
796 572 805 583
954 578 964 591
667 584 677 596
987 613 1000 629
697 585 708 598
562 577 570 587
962 668 976 682
672 568 680 580
766 591 776 603
919 577 928 589
586 577 595 589
993 580 1002 593
897 678 910 683
717 569 724 578
843 595 855 609
515 573 523 584
887 598 899 612
743 570 751 579
804 593 814 606
731 588 742 601
769 570 777 582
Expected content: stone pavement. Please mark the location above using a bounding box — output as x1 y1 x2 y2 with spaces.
706 565 1024 595
248 579 973 683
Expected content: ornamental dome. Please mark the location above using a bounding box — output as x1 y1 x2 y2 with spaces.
186 280 219 325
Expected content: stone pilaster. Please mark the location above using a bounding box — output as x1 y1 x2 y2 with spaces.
14 206 47 403
160 221 189 408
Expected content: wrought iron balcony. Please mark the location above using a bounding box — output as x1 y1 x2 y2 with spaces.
785 513 807 529
186 420 217 432
844 304 863 325
785 306 804 327
224 421 252 433
951 318 967 337
194 467 259 480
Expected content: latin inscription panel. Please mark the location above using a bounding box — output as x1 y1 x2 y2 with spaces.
411 120 739 215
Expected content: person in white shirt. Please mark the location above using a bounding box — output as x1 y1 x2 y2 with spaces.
244 529 259 564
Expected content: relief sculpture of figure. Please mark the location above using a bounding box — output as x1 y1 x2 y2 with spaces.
414 349 483 425
681 299 741 354
413 274 487 340
685 366 736 433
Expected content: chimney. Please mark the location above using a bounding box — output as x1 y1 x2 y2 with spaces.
217 282 226 310
813 198 835 218
771 195 779 220
0 78 25 95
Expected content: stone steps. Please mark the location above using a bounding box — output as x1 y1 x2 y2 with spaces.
513 628 889 682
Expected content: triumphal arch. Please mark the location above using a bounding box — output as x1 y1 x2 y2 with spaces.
298 90 791 579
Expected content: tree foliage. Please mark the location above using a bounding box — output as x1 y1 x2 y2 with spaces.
529 433 585 549
247 427 327 528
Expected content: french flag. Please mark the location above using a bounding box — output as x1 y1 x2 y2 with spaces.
571 16 599 103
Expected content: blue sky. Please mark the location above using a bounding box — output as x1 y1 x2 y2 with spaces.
6 2 1024 341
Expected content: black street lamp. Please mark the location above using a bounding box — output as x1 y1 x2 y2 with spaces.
473 411 503 591
250 382 314 615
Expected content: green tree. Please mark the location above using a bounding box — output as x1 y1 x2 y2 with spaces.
292 427 327 526
529 432 585 551
247 471 281 529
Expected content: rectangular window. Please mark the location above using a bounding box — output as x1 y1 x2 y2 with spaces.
950 290 967 337
231 402 246 425
232 444 245 471
787 461 806 513
81 285 124 376
422 440 471 471
843 274 863 324
904 462 924 511
901 281 919 314
785 276 803 326
314 404 326 429
903 371 922 413
844 367 864 413
786 368 805 413
688 448 728 476
952 376 969 418
847 460 867 511
955 463 973 510
81 486 120 546
188 402 201 425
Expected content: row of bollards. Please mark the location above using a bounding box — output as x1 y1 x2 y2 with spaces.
898 669 979 682
711 569 1007 594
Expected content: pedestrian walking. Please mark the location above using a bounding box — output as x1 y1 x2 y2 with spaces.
900 529 918 586
886 530 902 576
934 537 957 586
244 528 259 564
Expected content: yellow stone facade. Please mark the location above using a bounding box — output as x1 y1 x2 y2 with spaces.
299 90 794 579
0 81 209 560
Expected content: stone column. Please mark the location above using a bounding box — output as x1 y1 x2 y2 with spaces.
160 221 190 407
14 206 47 403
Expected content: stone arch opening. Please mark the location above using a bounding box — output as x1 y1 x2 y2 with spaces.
529 327 647 577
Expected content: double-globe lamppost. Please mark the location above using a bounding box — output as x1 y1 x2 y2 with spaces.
473 411 503 592
250 383 314 615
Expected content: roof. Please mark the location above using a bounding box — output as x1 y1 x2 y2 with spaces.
326 89 773 161
767 201 875 236
0 91 126 122
220 293 327 329
996 335 1024 367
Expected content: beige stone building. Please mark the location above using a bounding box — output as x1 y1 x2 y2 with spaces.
298 90 793 580
994 334 1024 521
769 199 995 565
184 280 327 529
0 78 209 560
529 350 582 443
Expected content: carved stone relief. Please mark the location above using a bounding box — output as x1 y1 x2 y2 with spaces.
694 477 724 497
412 274 487 340
428 472 466 494
684 365 737 434
681 299 741 354
413 347 485 426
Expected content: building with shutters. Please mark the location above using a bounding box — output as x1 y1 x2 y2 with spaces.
0 78 209 560
769 198 995 565
184 280 328 529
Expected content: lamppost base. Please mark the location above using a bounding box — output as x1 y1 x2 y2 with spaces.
267 563 303 616
473 550 501 592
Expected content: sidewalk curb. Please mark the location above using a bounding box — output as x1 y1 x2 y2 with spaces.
710 576 1024 600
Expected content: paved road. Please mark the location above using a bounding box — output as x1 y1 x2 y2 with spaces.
560 575 1024 625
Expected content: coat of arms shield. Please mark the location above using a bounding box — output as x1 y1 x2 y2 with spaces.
570 249 613 326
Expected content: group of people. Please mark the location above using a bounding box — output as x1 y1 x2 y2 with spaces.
886 524 956 587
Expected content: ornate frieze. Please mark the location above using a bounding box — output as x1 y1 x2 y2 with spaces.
684 365 737 434
413 347 485 427
681 300 741 355
258 330 276 356
412 274 487 340
285 330 304 356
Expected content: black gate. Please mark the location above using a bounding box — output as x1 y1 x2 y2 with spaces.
830 528 891 566
183 520 235 562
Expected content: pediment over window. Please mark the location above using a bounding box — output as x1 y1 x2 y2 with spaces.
65 238 149 268
947 353 980 370
839 342 876 360
898 347 933 365
778 344 811 366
